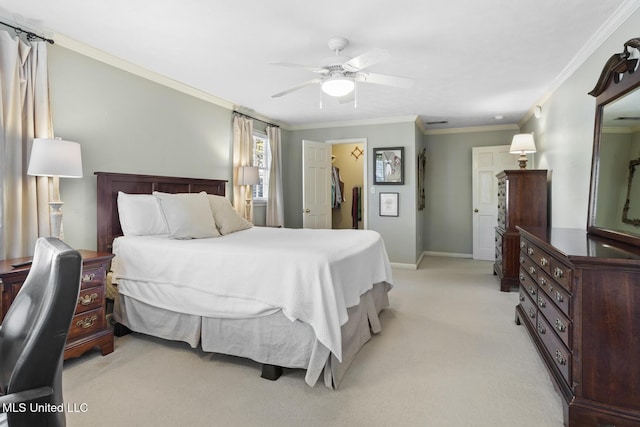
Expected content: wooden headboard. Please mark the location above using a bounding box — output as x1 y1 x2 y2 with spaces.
95 172 227 253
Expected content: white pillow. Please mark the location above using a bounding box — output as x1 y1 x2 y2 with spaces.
206 194 253 235
153 192 220 239
117 192 169 236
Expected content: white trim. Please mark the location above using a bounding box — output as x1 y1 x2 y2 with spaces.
519 0 640 128
390 262 418 270
55 34 237 111
423 251 473 259
288 115 419 131
425 124 519 135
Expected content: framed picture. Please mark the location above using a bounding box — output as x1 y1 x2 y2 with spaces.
379 192 399 217
374 147 404 185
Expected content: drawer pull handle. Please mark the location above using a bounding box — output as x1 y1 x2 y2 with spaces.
527 247 534 255
537 296 546 308
555 292 564 303
519 293 525 302
555 349 567 366
520 241 526 249
553 267 564 278
528 286 536 296
540 257 548 267
78 293 98 306
82 273 96 282
537 321 546 334
519 256 525 264
539 277 546 286
77 315 98 329
529 266 536 275
528 307 535 318
555 318 567 332
519 273 525 282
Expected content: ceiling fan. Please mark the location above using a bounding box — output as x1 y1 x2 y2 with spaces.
271 37 414 100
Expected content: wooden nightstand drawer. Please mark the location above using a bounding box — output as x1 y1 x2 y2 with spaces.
68 307 105 340
76 286 104 313
80 265 106 289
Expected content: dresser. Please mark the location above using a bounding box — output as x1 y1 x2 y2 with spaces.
0 250 114 360
494 170 548 291
516 227 640 426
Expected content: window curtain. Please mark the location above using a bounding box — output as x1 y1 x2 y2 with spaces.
0 31 53 259
266 126 284 227
232 115 254 218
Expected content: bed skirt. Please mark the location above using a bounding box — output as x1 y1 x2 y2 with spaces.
112 281 391 388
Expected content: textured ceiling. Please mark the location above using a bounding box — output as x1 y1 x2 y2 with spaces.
0 0 635 129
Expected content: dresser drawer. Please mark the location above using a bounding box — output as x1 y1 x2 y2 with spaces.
68 307 105 340
537 315 571 386
75 285 104 313
524 241 552 276
537 269 571 316
80 265 107 290
536 292 571 348
519 284 537 328
519 267 538 298
550 259 572 292
519 252 541 282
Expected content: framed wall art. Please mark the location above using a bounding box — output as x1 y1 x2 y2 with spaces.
379 192 399 217
373 147 404 185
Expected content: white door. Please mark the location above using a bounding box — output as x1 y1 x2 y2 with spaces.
472 145 523 260
302 140 331 229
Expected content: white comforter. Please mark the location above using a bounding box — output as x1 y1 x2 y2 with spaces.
111 227 393 362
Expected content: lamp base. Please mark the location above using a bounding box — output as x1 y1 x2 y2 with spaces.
49 201 64 240
517 154 528 170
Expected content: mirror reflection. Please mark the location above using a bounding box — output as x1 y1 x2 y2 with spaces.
594 88 640 236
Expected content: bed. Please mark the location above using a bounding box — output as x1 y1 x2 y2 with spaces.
95 171 392 388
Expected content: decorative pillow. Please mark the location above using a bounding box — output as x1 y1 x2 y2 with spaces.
206 193 253 235
153 192 220 239
117 192 169 236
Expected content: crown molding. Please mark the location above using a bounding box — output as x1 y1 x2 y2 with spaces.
54 33 236 111
424 124 519 135
519 0 640 128
286 115 419 131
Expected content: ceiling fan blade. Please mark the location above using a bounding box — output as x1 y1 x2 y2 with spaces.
355 72 414 88
271 79 322 98
342 48 390 72
270 62 329 74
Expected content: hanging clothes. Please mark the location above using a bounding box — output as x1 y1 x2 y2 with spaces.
331 166 344 208
352 186 362 229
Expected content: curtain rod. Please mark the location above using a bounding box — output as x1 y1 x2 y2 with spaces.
0 20 54 44
233 111 279 128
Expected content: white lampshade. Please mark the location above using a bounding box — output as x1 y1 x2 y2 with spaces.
509 134 537 154
237 166 259 186
28 138 83 178
321 76 355 97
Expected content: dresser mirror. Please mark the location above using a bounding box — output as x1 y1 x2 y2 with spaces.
588 37 640 246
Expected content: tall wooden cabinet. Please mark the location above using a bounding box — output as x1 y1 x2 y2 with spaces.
516 227 640 426
494 169 548 292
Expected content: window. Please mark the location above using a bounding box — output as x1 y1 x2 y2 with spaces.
252 132 270 202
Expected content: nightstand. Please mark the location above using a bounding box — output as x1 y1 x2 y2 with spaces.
0 250 114 360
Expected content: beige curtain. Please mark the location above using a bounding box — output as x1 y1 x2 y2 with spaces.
0 31 53 259
266 126 284 227
232 115 254 218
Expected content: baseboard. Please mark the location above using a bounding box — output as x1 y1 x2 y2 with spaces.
390 262 418 270
422 251 473 259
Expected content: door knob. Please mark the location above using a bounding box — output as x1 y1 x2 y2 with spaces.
303 209 310 213
474 209 479 213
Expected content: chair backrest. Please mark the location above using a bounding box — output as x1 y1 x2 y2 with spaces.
0 237 81 426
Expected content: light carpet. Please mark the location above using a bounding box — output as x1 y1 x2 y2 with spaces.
62 256 564 426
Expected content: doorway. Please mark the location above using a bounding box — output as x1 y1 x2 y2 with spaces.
328 138 367 230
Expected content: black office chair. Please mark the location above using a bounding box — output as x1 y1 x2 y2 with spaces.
0 238 82 427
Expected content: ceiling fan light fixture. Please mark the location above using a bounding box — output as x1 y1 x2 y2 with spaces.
321 77 355 97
